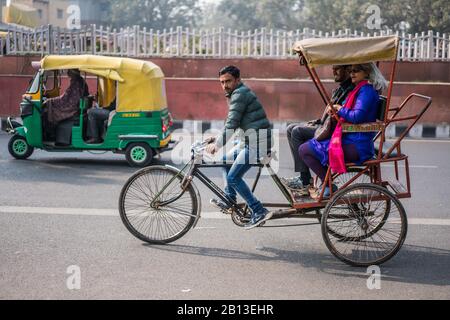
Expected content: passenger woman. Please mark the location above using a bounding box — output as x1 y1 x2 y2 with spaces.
298 62 387 197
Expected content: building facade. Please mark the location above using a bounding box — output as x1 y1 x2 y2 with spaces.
2 0 110 28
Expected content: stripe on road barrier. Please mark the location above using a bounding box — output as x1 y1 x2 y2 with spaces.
1 206 450 226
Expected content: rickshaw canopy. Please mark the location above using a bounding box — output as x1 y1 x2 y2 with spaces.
40 55 167 112
293 36 399 68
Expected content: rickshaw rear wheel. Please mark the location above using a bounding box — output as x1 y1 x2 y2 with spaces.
8 135 34 160
119 165 198 244
125 142 154 167
321 183 407 267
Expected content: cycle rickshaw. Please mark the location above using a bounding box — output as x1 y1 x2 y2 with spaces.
118 36 432 267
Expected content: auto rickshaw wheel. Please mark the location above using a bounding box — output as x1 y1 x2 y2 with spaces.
125 143 154 167
8 135 34 160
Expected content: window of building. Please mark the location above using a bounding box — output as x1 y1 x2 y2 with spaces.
57 8 63 19
37 9 43 19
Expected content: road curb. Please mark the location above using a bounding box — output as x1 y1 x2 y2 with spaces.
171 120 450 140
2 117 449 139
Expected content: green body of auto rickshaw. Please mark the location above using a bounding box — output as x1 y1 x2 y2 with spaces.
5 54 175 167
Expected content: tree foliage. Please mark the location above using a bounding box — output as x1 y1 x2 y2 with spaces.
103 0 448 33
213 0 304 30
209 0 449 33
107 0 202 30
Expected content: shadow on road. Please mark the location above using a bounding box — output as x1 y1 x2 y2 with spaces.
0 156 182 186
146 243 450 287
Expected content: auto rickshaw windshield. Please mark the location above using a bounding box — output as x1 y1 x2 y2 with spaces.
27 71 41 94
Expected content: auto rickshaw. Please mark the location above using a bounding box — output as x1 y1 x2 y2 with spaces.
6 55 175 167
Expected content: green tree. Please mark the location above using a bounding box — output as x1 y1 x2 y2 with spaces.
214 0 305 31
374 0 450 33
293 0 449 33
206 0 449 33
107 0 202 30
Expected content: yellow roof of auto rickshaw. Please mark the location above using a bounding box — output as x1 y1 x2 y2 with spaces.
40 55 167 112
40 55 164 82
293 36 399 68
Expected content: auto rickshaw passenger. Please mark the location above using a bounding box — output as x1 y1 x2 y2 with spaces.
86 98 116 144
282 65 354 195
43 69 89 139
299 63 387 197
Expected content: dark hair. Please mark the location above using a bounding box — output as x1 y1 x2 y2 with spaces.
219 65 240 79
332 65 351 70
67 69 81 77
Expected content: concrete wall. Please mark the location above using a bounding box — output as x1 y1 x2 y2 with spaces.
0 56 448 125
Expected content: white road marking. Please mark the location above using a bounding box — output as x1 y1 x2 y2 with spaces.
1 206 450 226
407 218 450 226
0 206 117 216
0 206 228 219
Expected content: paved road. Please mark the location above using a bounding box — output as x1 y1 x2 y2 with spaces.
0 131 449 300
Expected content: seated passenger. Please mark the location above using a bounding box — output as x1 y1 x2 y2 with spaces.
86 98 116 144
298 62 387 198
283 65 354 195
43 69 89 140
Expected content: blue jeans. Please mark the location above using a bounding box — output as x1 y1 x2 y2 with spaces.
222 145 266 217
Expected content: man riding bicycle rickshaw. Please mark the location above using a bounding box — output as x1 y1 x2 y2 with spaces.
118 35 432 267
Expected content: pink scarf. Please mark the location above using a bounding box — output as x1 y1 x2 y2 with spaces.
328 80 369 174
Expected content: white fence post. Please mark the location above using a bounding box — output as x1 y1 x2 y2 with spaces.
234 30 238 57
261 27 266 57
219 27 224 57
435 31 440 60
427 30 433 60
191 28 196 56
6 26 11 55
447 34 450 60
91 24 96 55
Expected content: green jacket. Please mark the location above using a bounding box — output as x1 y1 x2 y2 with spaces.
216 82 272 148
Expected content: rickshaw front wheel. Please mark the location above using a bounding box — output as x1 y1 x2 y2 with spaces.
125 142 154 167
8 135 34 160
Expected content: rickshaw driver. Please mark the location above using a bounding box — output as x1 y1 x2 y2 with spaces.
282 65 354 195
206 66 273 230
42 69 89 141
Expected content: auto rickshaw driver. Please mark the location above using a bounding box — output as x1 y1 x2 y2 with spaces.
42 69 89 142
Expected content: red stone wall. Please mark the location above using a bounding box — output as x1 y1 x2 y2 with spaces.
1 56 448 124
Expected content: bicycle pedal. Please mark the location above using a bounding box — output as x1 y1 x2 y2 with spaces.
220 208 233 215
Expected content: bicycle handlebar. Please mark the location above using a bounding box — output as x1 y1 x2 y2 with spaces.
191 137 216 154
